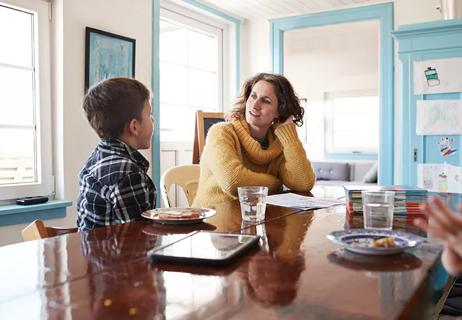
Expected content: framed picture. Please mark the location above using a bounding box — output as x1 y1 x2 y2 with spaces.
85 27 136 92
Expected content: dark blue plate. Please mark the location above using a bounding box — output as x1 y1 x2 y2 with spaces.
327 229 424 255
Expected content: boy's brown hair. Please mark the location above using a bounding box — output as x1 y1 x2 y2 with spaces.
83 77 151 138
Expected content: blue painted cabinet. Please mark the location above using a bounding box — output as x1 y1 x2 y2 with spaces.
392 19 462 186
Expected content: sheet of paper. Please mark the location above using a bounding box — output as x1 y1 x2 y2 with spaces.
414 57 462 94
265 193 344 210
417 163 462 194
416 100 462 135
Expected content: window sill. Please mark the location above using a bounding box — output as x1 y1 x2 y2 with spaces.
324 153 378 161
0 200 72 227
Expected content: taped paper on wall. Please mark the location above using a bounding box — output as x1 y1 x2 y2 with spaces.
414 57 462 94
416 100 462 135
438 137 458 157
417 163 462 194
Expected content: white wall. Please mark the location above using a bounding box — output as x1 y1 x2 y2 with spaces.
284 20 379 160
241 0 441 79
0 0 152 246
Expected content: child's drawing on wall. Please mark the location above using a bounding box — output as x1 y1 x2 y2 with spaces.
438 137 458 157
438 171 448 192
424 66 440 87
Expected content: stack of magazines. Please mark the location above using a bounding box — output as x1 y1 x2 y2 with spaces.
344 185 428 216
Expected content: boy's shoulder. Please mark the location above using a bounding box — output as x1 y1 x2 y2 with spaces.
81 140 148 185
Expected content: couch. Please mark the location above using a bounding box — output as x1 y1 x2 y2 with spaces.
312 161 377 186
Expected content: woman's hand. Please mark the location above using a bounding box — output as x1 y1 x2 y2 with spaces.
414 197 462 274
272 116 294 131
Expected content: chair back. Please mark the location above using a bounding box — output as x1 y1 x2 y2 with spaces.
21 219 78 241
192 110 225 164
160 164 200 208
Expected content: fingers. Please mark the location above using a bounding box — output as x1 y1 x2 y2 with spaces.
422 197 462 235
414 217 454 241
432 197 462 227
415 197 462 242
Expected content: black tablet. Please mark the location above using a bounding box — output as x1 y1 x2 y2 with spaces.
147 231 260 265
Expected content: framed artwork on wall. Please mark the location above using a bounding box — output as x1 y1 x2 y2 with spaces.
85 27 136 92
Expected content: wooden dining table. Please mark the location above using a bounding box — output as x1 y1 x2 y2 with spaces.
0 188 454 319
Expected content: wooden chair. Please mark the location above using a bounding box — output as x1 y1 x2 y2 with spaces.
192 110 225 164
21 219 78 241
160 164 200 208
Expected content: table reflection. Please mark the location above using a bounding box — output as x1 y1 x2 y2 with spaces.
238 213 312 306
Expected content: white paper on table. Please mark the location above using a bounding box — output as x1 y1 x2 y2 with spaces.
265 193 344 210
414 57 462 94
417 163 462 194
416 100 462 135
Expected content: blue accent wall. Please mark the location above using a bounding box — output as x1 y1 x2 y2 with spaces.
392 19 462 186
270 3 394 185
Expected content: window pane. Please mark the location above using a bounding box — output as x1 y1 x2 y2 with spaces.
160 105 196 142
0 66 34 126
0 128 36 185
0 5 33 67
188 69 217 110
188 30 217 71
326 95 379 153
159 20 187 65
160 13 221 144
160 62 188 105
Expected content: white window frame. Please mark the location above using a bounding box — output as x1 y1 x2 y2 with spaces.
324 89 379 155
160 1 224 112
0 0 53 201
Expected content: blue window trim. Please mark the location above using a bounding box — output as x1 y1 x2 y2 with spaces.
269 2 394 185
151 0 161 207
325 153 378 161
151 0 241 203
0 200 72 227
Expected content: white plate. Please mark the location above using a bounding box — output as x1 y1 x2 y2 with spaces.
326 229 424 255
142 208 216 225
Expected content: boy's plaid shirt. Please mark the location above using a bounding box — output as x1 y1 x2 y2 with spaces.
77 138 156 231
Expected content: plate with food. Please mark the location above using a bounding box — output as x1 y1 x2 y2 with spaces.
326 229 424 255
142 208 216 225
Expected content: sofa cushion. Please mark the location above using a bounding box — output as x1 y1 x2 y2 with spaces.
362 162 378 183
312 162 350 181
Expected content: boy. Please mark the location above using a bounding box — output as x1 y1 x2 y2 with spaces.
77 78 156 231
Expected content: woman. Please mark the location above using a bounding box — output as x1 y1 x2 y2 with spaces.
192 73 315 208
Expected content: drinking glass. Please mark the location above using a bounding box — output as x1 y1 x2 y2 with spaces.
238 186 268 222
362 191 395 230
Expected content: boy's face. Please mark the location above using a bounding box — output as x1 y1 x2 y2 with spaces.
136 99 154 149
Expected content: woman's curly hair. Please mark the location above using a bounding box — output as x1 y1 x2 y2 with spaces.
226 73 304 127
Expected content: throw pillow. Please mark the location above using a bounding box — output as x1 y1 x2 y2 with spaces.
362 163 378 183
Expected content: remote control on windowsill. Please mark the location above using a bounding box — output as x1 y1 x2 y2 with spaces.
16 196 49 205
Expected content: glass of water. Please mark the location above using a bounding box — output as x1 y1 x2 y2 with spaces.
238 186 268 222
362 191 395 230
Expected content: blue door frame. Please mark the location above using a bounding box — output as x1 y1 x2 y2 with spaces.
270 3 394 185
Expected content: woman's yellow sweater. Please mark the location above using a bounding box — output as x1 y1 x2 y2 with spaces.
192 118 315 207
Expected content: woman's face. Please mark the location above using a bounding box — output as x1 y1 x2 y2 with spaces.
245 80 279 135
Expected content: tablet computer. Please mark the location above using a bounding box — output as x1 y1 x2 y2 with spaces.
147 231 260 265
